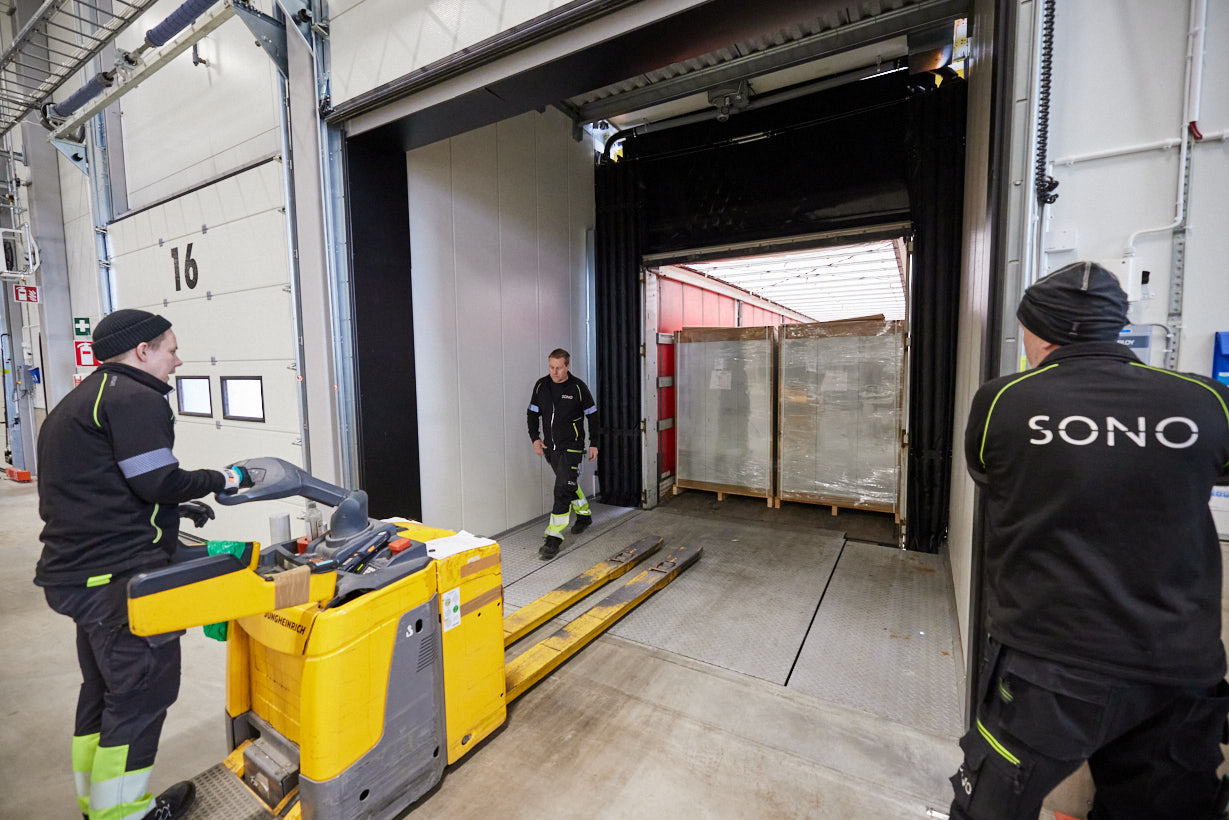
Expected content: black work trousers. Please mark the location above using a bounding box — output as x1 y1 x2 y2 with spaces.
45 575 182 772
547 446 585 515
951 639 1229 820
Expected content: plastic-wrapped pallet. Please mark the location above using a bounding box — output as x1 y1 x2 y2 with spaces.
778 320 903 513
674 326 775 500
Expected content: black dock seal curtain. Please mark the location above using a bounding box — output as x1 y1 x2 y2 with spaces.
596 72 966 549
904 78 967 553
347 131 423 520
595 159 644 508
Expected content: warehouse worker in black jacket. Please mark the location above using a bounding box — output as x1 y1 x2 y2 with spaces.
34 309 253 820
949 262 1229 820
527 348 599 559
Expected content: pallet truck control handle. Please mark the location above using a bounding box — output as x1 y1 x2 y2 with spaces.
215 456 350 508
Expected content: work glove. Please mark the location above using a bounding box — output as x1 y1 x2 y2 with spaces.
220 464 255 492
177 500 215 528
202 540 251 642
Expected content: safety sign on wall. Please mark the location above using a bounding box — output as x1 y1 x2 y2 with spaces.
13 284 39 302
74 341 98 368
74 317 92 337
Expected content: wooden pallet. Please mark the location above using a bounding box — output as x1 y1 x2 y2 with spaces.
672 479 775 508
775 492 899 522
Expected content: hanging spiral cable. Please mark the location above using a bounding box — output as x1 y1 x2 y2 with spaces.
1034 0 1060 205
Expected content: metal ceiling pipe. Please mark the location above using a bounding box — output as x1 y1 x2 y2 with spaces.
44 0 218 121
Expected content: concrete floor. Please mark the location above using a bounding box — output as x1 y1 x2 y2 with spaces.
5 476 1218 819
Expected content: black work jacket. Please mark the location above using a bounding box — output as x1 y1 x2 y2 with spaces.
967 341 1229 686
527 374 599 451
35 363 224 586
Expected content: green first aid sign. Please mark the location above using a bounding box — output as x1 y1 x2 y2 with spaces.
74 317 91 337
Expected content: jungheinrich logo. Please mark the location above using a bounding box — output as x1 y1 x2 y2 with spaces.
1028 415 1199 448
264 611 307 634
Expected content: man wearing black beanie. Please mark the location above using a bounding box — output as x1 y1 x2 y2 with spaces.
34 309 254 820
949 261 1229 819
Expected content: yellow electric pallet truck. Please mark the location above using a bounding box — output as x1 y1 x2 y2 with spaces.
126 458 700 819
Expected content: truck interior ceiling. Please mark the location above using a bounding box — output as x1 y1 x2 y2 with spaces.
345 1 969 549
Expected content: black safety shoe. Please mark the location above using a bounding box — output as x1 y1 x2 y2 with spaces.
572 515 592 535
1214 774 1229 819
540 536 562 559
147 780 196 820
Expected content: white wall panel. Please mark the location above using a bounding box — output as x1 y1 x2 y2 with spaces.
1050 4 1184 153
330 0 553 104
497 114 551 512
1042 154 1179 310
410 108 595 535
109 162 305 538
1185 143 1229 537
1040 0 1226 329
453 125 507 537
499 120 549 531
1180 0 1229 375
1184 151 1229 374
407 139 464 527
335 0 706 120
173 421 307 542
534 112 577 505
115 0 281 209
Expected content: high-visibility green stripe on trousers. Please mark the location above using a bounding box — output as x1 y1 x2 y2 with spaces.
87 744 154 820
72 732 100 814
545 513 569 539
571 487 591 516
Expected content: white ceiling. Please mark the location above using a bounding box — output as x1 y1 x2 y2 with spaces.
685 240 906 323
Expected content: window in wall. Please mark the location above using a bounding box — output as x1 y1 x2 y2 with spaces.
176 376 212 417
221 377 265 422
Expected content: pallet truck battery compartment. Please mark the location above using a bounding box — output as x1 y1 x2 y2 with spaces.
125 457 699 819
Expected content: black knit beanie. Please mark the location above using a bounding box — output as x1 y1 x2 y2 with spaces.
1016 261 1128 345
92 309 172 361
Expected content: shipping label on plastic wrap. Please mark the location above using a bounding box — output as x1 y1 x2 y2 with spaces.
710 368 732 390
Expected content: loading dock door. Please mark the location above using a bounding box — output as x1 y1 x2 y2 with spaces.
108 160 307 541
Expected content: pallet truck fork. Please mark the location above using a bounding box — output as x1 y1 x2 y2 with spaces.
126 458 700 819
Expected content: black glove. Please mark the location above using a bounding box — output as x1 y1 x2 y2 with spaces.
178 500 215 528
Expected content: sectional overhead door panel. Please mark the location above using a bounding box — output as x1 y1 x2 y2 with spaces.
108 160 306 541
